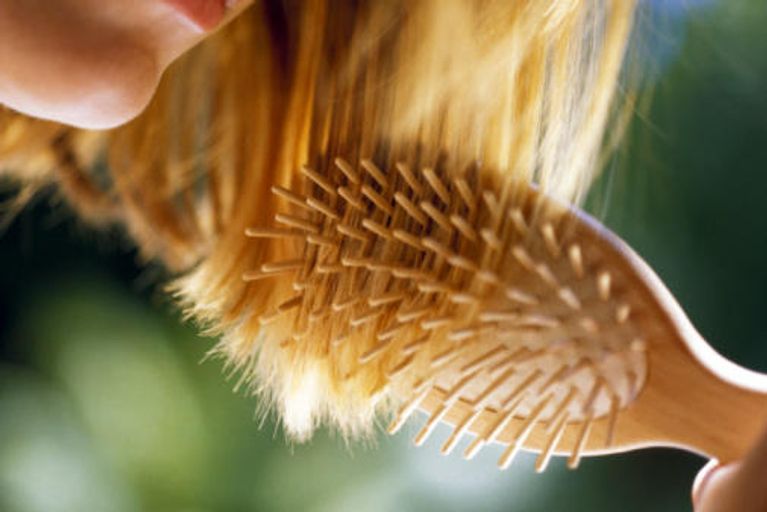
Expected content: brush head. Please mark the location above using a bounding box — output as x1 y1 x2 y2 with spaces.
243 156 648 463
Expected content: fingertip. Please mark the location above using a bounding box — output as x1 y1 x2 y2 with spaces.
692 461 741 512
692 459 722 509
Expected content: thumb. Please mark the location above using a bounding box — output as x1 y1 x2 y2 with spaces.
692 426 767 512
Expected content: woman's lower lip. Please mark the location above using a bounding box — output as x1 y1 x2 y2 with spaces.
162 0 227 32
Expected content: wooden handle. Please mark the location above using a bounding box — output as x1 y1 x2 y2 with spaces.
624 340 767 463
606 238 767 462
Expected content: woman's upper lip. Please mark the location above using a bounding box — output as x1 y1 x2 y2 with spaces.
162 0 227 32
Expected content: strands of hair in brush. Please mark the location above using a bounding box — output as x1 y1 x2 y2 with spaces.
0 0 637 440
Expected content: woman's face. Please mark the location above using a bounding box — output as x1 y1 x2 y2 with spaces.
0 0 251 129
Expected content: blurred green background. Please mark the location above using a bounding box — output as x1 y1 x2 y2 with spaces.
1 2 766 511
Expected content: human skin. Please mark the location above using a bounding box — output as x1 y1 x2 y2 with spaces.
0 0 252 129
693 425 767 511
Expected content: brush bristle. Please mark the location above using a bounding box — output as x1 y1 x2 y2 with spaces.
242 156 647 461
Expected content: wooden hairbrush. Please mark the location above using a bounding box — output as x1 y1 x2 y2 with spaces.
244 156 767 472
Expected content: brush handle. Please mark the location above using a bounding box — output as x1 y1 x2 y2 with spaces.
622 338 767 463
591 223 767 462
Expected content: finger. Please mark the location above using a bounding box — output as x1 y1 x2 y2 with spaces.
693 426 767 512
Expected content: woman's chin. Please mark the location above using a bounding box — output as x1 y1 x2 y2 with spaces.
3 46 161 130
51 81 159 131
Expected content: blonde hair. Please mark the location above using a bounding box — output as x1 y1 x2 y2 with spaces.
0 0 637 439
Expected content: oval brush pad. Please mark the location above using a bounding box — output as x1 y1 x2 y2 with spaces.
245 156 767 471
